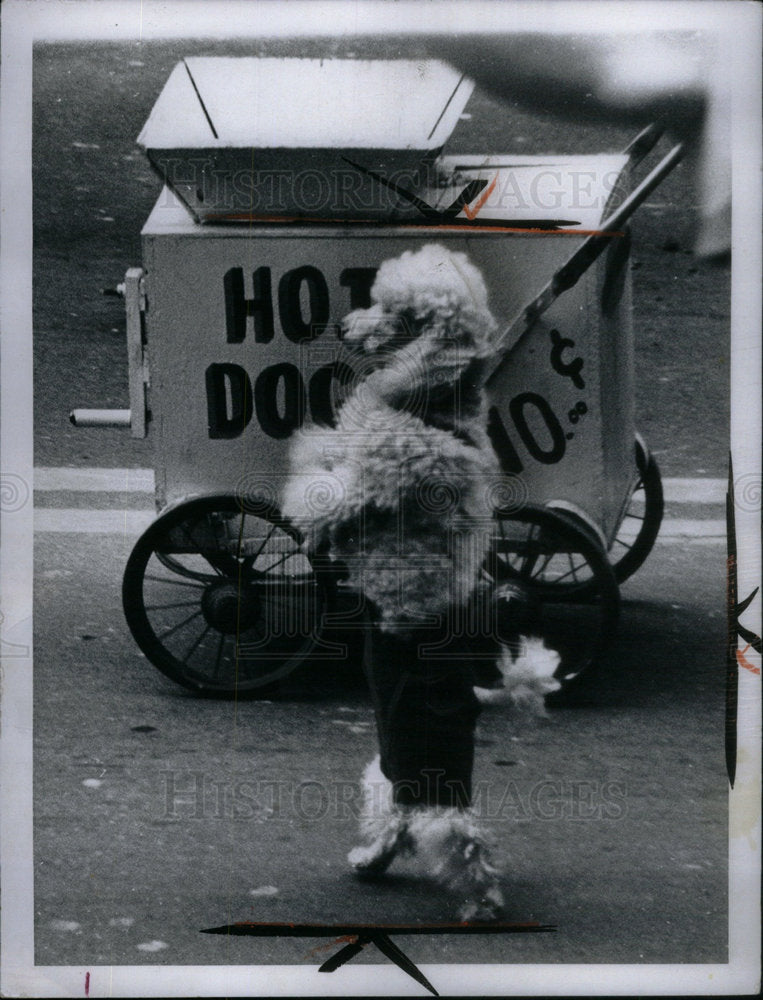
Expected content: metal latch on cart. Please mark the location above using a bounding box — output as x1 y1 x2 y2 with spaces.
69 267 150 438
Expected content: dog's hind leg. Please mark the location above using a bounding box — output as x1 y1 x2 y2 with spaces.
347 756 414 876
347 816 412 875
449 832 505 922
407 808 505 921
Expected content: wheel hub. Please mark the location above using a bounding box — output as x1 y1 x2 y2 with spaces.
201 580 261 634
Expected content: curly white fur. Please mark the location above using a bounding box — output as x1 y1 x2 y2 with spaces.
474 636 562 716
343 243 497 360
348 756 504 921
281 244 501 631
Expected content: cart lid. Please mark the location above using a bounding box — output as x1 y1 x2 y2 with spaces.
137 57 474 222
138 57 473 151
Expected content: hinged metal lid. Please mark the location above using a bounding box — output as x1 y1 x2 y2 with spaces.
137 57 474 222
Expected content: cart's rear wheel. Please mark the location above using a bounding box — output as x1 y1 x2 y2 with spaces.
545 438 664 601
122 495 328 696
484 504 620 692
610 437 664 585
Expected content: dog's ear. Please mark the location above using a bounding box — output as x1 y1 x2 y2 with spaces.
341 305 382 345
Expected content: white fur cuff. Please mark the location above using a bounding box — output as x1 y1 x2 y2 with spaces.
474 636 561 715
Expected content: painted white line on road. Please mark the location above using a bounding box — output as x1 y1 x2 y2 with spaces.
662 478 726 504
34 467 154 492
620 518 727 540
34 509 155 535
33 468 728 505
659 519 727 538
33 507 727 540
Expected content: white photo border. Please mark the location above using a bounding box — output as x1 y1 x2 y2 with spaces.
1 1 760 996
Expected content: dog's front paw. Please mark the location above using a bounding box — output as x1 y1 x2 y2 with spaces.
473 684 513 706
484 636 562 716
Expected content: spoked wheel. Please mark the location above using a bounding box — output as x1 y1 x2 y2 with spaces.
122 494 328 696
546 438 665 602
610 436 664 585
484 504 620 690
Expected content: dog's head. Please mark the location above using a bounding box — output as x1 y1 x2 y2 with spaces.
341 244 497 371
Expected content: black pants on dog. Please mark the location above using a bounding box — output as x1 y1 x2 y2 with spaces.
362 599 503 811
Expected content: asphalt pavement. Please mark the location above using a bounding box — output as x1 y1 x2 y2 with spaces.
28 38 731 989
33 484 727 970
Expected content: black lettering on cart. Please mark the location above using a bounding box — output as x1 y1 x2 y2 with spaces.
339 268 378 310
205 363 253 439
549 328 585 389
278 266 330 343
308 361 356 427
223 267 274 343
509 392 566 465
254 362 306 439
486 406 524 474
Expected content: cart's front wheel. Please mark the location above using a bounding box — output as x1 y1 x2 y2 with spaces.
484 504 620 693
122 495 328 696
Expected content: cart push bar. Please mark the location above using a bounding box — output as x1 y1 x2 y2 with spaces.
487 139 684 373
69 133 683 435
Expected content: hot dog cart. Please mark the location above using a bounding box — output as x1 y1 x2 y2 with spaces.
72 57 678 696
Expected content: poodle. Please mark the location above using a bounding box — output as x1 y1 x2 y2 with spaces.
281 243 560 921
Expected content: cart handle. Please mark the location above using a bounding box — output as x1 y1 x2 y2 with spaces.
69 408 132 428
487 141 685 371
622 122 665 169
